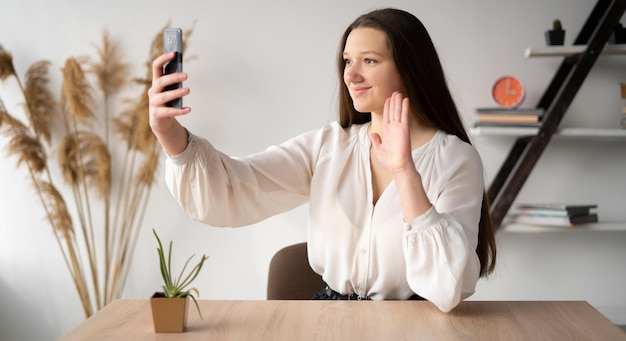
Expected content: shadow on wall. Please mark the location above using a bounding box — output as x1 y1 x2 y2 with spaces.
0 276 59 340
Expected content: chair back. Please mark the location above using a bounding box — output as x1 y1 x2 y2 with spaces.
267 242 326 300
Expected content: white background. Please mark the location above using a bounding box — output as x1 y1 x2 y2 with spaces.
1 0 625 339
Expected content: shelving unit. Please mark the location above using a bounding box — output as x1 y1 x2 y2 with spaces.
473 125 626 232
524 44 626 57
471 126 626 139
501 222 626 233
485 0 626 229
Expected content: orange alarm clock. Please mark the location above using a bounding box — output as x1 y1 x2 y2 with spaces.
491 75 525 108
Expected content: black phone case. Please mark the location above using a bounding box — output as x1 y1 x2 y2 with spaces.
163 28 183 108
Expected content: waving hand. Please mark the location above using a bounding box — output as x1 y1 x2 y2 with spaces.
369 92 413 174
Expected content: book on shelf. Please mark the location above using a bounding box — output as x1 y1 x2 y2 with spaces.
476 107 544 115
505 203 599 228
514 203 597 215
505 212 598 227
477 113 541 123
620 83 626 128
473 121 542 128
474 107 544 127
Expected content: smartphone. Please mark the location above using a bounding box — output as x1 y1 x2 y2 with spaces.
163 28 183 108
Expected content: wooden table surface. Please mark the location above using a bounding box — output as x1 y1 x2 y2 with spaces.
59 299 626 340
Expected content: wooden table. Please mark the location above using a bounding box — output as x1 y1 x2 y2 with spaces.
59 300 625 340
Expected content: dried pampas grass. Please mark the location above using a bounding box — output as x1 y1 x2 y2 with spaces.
136 150 159 187
5 120 47 173
0 24 194 318
36 179 73 237
61 57 95 126
24 61 57 144
90 30 128 99
58 131 111 199
0 44 15 81
0 99 7 128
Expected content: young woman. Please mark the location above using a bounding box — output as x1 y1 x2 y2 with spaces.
148 8 496 312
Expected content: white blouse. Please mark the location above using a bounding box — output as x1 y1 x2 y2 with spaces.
165 121 484 312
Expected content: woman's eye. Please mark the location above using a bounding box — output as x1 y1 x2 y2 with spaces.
365 58 376 64
343 58 352 66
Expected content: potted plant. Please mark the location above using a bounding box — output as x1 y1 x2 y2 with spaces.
608 22 626 44
150 229 209 333
545 19 565 46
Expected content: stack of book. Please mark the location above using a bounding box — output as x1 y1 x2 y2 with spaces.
474 108 544 128
504 203 598 228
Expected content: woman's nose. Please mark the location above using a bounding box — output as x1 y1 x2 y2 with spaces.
344 66 363 83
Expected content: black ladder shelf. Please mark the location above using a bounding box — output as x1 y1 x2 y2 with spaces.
488 0 626 229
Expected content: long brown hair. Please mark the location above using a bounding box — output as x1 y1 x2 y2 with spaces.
337 8 496 276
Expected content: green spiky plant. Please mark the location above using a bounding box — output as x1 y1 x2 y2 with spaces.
153 229 208 319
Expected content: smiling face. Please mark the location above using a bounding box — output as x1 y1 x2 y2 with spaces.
342 27 404 116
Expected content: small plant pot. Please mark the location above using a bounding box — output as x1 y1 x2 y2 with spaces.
545 30 565 46
608 27 626 44
150 292 188 333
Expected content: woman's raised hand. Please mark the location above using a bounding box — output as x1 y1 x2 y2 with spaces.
369 92 413 174
148 52 190 133
147 52 192 155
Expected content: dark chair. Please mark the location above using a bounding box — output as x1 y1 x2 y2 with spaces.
267 242 326 300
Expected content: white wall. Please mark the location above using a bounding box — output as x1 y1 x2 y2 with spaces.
1 0 625 339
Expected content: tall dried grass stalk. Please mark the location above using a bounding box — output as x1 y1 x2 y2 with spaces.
24 61 57 144
90 29 128 146
0 99 6 127
0 25 192 318
0 45 15 81
61 57 95 126
4 118 47 173
0 57 93 316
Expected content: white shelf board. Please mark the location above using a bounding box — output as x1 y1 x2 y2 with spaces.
470 126 626 139
501 222 626 233
525 44 626 58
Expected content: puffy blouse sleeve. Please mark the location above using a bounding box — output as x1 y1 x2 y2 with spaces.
402 136 484 312
164 130 321 227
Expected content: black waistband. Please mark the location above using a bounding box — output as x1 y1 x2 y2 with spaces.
311 286 425 301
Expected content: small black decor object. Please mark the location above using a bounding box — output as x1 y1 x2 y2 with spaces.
608 22 626 44
545 19 565 46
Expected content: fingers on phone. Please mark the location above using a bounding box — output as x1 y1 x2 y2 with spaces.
164 87 189 106
152 52 177 78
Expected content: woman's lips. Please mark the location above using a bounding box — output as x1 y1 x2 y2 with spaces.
351 86 371 96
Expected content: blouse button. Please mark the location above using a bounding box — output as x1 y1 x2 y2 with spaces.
405 225 412 232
